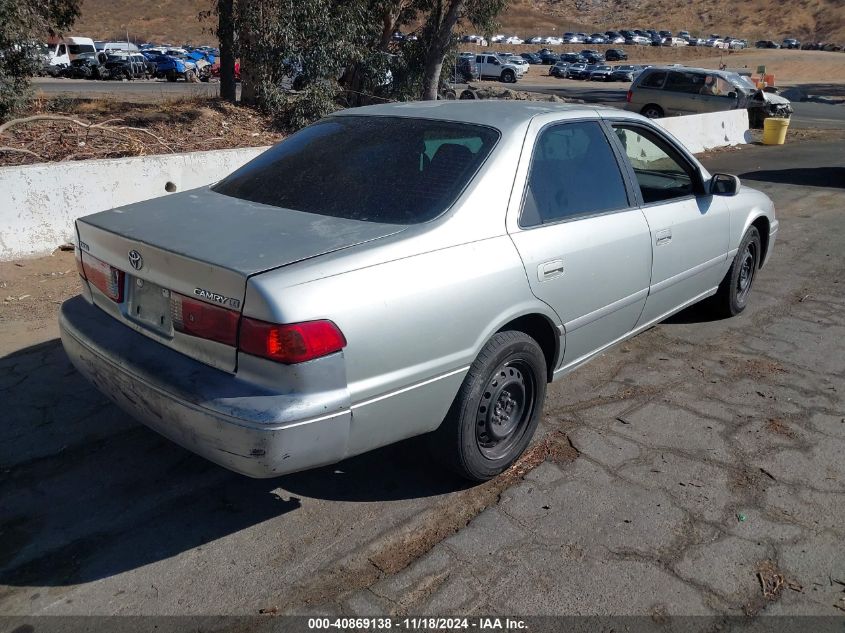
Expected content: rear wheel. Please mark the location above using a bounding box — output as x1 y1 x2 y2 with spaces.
711 226 761 317
640 103 664 118
430 331 547 481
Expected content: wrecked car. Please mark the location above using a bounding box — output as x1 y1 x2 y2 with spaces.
103 54 149 80
61 51 108 79
61 102 777 481
186 49 216 82
626 66 793 127
142 52 198 82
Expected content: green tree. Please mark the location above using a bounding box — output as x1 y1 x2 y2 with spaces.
0 0 81 120
417 0 507 100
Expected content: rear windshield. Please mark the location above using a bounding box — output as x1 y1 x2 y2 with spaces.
213 116 500 224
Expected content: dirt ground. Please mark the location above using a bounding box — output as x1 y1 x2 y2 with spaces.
0 251 78 353
0 97 283 167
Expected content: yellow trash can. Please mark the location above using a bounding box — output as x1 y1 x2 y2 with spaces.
762 117 790 145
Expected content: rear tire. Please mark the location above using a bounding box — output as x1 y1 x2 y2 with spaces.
711 226 761 317
640 103 664 118
430 331 547 481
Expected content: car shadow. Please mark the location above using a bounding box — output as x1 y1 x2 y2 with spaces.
662 298 728 324
738 167 845 189
0 339 469 588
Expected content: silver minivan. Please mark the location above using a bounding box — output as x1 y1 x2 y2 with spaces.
625 66 757 118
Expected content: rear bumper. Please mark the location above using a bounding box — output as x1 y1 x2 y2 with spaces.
59 296 351 478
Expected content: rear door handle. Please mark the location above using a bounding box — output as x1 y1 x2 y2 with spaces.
538 259 564 281
655 229 672 246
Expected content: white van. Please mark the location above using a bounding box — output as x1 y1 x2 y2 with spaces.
95 41 140 53
48 36 96 66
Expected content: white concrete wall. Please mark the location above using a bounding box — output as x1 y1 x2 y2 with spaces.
0 146 269 260
655 109 751 154
0 108 752 261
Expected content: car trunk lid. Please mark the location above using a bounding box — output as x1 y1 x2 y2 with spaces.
76 187 404 372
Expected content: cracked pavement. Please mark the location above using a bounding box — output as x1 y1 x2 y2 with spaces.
1 140 843 620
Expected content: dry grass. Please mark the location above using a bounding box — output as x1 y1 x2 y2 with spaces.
0 96 282 167
66 0 845 47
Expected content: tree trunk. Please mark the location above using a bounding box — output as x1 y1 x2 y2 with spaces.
421 57 443 100
420 0 464 100
217 0 236 102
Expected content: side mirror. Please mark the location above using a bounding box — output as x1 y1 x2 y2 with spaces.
711 173 740 196
726 91 738 99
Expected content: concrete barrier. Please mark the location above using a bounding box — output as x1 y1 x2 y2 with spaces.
655 109 751 154
0 108 751 261
0 146 270 260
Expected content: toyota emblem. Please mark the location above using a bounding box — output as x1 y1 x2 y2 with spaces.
128 250 144 271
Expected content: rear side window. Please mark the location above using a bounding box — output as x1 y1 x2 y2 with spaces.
640 70 667 88
520 121 629 228
213 116 499 224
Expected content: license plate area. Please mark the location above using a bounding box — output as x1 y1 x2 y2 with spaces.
126 277 173 336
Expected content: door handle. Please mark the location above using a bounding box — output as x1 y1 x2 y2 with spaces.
655 229 672 246
538 259 564 281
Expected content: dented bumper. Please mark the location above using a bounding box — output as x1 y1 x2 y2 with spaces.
59 295 351 478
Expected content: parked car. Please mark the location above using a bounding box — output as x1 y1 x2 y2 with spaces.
664 37 689 47
62 51 106 79
572 63 599 79
549 61 570 77
473 54 523 82
539 51 560 65
605 48 628 61
103 53 149 79
589 65 614 81
504 36 524 45
61 101 778 481
626 66 793 126
455 55 479 81
521 52 542 64
559 53 585 64
564 63 587 78
143 52 198 82
611 64 640 81
781 38 801 49
755 40 780 49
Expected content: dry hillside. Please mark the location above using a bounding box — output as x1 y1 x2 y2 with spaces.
68 0 845 45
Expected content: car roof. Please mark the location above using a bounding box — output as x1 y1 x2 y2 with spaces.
331 101 636 133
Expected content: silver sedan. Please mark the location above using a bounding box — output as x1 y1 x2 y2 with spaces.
60 102 777 480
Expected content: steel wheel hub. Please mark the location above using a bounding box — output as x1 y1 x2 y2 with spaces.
476 361 534 459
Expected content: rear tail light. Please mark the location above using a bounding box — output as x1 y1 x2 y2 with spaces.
626 89 632 103
170 292 239 347
80 252 124 302
239 318 346 364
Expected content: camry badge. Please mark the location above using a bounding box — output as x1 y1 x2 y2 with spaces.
128 250 144 270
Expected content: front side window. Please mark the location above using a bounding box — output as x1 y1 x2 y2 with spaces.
613 125 696 204
213 116 499 225
520 121 629 228
640 70 667 89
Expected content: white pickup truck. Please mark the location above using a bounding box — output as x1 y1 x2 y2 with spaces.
473 54 524 83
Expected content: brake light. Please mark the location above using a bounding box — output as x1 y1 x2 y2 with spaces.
626 89 632 103
170 292 239 347
81 252 124 302
239 318 346 364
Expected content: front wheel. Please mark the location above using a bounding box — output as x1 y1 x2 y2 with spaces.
430 331 547 481
711 226 761 317
501 69 516 83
